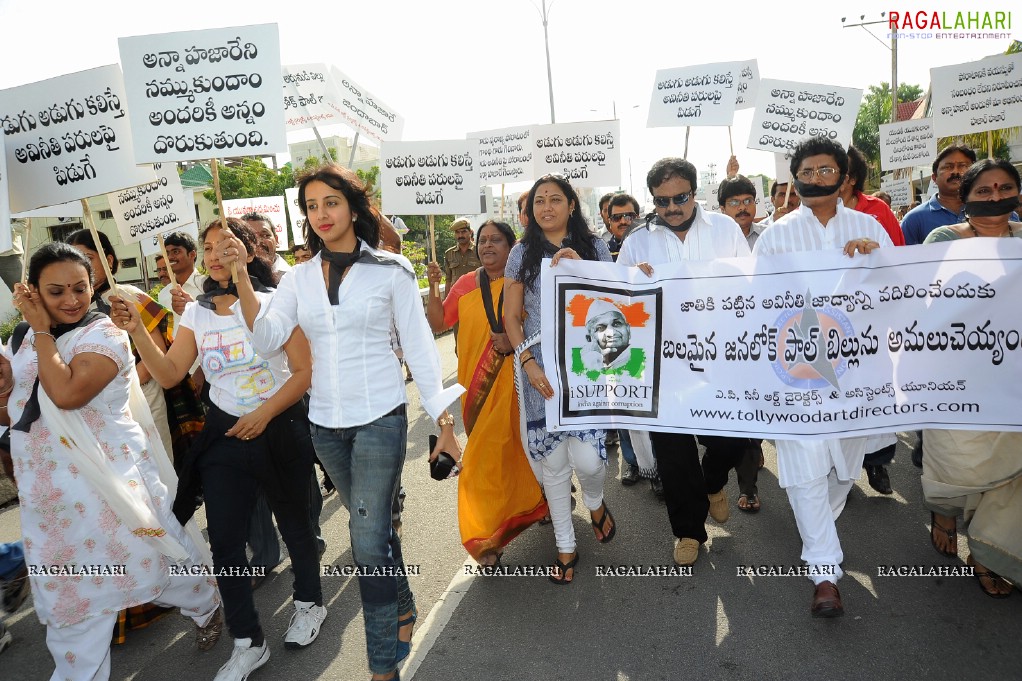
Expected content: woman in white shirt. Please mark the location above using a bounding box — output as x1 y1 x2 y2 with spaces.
220 164 463 681
111 218 325 681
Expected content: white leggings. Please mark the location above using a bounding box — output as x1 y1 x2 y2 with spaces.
45 575 219 681
541 437 607 554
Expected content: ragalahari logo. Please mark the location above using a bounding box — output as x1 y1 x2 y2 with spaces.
567 295 649 381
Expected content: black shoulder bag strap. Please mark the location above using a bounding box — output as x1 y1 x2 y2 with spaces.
476 268 504 334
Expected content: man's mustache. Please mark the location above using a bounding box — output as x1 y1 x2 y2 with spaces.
736 211 751 219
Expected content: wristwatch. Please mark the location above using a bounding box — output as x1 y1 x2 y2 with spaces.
436 413 455 428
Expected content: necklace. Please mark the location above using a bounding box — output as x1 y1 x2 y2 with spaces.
967 219 1011 238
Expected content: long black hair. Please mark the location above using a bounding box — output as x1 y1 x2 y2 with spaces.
199 217 277 292
66 228 118 285
28 242 94 288
518 175 599 289
296 164 380 255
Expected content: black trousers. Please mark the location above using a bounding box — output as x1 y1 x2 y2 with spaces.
735 439 763 497
198 401 322 640
649 432 747 543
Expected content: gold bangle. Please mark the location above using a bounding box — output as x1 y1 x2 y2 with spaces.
436 413 455 428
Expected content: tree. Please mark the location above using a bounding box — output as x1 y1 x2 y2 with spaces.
399 215 457 264
202 158 295 203
853 82 925 190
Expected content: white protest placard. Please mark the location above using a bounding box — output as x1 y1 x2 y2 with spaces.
140 220 199 258
773 152 792 184
330 66 404 143
747 174 769 218
108 162 192 244
734 59 760 111
879 118 936 172
748 79 862 154
0 65 156 214
531 120 621 188
284 186 305 245
469 125 533 185
380 140 480 215
880 175 913 208
12 201 84 219
541 240 1022 438
118 23 287 163
282 63 341 131
647 62 742 128
930 53 1022 137
0 135 10 251
222 196 288 249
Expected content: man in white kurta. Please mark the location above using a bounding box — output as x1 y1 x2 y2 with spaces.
752 137 894 617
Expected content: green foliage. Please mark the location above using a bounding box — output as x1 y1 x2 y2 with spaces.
202 159 296 204
397 215 458 266
356 166 381 207
0 311 22 344
148 283 165 300
853 82 925 189
401 240 429 288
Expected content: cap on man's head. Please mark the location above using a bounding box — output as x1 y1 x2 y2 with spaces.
585 299 624 326
451 218 472 232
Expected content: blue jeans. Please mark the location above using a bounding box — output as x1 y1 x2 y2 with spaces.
310 409 414 675
618 430 637 466
0 541 24 580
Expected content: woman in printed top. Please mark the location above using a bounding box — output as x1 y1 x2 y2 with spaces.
219 163 464 681
1 242 221 681
110 217 325 681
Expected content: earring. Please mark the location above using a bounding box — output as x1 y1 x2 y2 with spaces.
353 215 357 221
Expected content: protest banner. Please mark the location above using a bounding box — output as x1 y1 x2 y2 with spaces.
118 23 287 163
469 125 533 185
282 63 341 131
380 140 481 215
879 118 936 172
541 240 1022 438
734 59 760 111
12 201 84 219
330 66 404 144
108 162 192 244
283 186 305 245
531 120 621 188
930 52 1022 138
880 174 913 208
222 196 288 249
747 79 862 154
0 135 9 251
647 61 745 128
0 65 155 214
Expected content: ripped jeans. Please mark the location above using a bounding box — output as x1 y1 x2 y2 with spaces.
310 407 414 676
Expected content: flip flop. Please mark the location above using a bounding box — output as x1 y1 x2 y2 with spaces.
738 493 761 513
968 557 1012 599
591 503 616 544
549 552 579 585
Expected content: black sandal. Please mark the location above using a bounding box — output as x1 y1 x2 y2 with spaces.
549 552 579 585
930 511 957 558
968 557 1012 599
591 503 617 544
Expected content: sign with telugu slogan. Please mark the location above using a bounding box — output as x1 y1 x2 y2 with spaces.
222 196 288 250
747 79 862 154
108 162 193 244
330 66 404 143
284 187 305 246
531 120 621 188
469 125 534 185
646 61 747 128
281 63 342 131
930 53 1022 137
118 23 287 163
0 65 156 214
380 140 480 215
879 118 936 172
541 240 1022 438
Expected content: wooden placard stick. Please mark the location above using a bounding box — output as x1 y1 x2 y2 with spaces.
81 199 118 296
683 126 691 160
19 219 31 284
500 184 506 221
987 130 994 160
783 175 794 210
428 214 438 298
210 158 238 282
728 126 734 156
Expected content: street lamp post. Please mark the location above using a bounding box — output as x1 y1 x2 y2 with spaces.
842 13 899 124
538 0 556 123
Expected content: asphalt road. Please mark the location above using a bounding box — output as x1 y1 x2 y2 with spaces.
1 332 1019 680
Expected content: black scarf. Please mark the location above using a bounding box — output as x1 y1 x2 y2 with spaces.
321 239 364 305
195 276 273 310
12 310 106 433
541 236 573 257
476 268 504 333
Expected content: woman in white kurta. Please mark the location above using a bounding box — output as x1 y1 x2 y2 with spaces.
1 243 220 681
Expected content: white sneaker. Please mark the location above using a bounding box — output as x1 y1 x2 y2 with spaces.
214 637 269 681
284 600 327 649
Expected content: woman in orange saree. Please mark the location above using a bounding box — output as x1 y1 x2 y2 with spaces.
427 221 547 566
